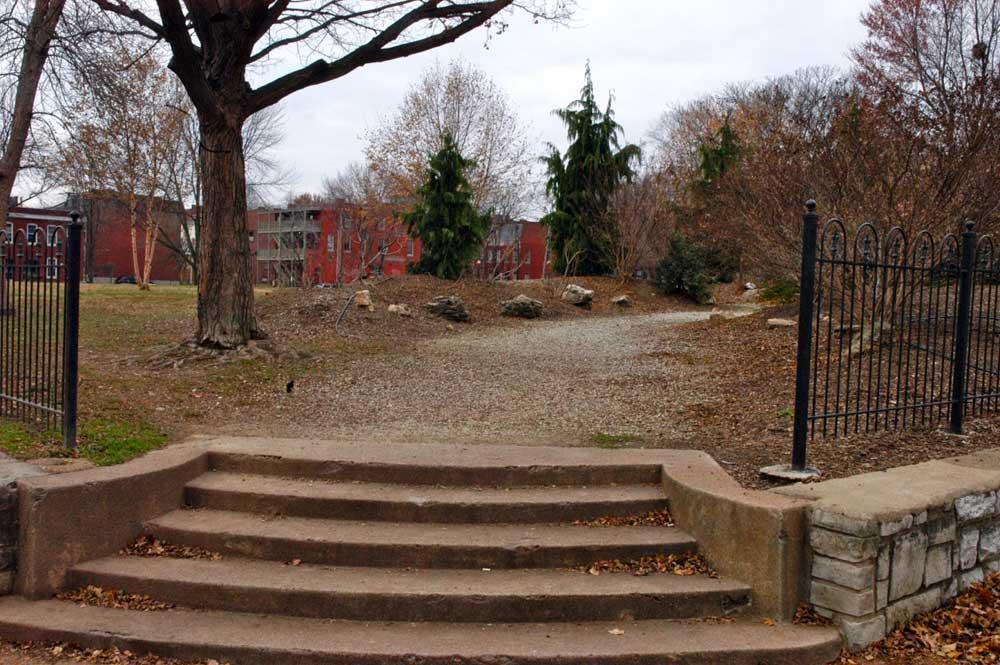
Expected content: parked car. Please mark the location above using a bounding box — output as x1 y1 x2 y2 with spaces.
114 275 137 284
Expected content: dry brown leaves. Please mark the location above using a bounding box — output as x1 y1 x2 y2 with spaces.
56 586 174 612
582 553 717 577
793 603 833 626
0 638 221 665
842 573 1000 664
121 535 221 561
573 509 675 527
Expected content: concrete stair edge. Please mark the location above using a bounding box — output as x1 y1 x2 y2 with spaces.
0 598 844 665
67 555 753 623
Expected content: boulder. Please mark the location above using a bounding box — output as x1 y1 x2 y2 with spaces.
740 289 760 303
354 290 374 311
562 284 594 308
767 318 796 329
611 294 632 307
425 295 470 322
388 304 414 318
501 294 544 319
744 282 758 291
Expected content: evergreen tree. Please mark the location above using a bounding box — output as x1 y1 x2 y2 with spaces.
694 117 741 192
541 65 641 275
405 133 490 280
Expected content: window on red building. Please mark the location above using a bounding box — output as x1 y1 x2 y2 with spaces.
4 223 11 244
46 225 60 248
342 234 352 253
26 224 38 245
326 235 334 254
407 239 414 257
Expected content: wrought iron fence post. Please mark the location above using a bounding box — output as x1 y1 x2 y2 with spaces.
791 201 820 471
61 213 82 448
949 221 977 435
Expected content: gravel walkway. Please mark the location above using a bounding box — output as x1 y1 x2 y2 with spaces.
225 306 756 446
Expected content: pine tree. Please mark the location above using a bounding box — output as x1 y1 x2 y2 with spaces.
541 65 641 275
405 133 490 280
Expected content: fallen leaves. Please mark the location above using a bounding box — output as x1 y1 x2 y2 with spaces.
840 572 1000 664
582 553 717 577
574 509 675 528
122 535 222 561
56 586 174 612
793 603 834 627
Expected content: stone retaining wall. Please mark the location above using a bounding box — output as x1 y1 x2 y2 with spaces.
808 491 999 649
776 450 1000 651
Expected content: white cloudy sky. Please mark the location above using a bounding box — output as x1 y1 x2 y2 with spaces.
269 0 873 200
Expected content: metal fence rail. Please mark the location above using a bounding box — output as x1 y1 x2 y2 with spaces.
0 214 82 447
791 202 996 471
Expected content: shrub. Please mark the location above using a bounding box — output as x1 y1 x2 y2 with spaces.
760 279 799 304
654 235 722 304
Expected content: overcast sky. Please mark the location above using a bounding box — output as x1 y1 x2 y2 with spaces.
271 0 873 201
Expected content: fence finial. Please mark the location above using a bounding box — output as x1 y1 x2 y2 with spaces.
964 220 976 233
806 199 817 213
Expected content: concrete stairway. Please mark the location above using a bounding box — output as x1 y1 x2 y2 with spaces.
0 445 843 664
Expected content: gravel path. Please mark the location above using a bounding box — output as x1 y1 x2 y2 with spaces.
227 306 756 446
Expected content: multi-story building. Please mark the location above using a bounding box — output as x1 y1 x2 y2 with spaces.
3 195 187 284
248 202 550 286
247 201 419 287
477 219 549 281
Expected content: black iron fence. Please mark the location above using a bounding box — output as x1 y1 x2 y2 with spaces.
791 202 998 471
0 214 82 447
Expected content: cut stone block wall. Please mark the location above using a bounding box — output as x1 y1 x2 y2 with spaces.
776 450 1000 652
808 494 999 649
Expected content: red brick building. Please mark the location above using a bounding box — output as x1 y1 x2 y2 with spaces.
476 219 549 281
247 202 549 286
2 195 187 284
247 202 419 287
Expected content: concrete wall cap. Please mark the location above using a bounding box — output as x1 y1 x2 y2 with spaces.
773 453 1000 524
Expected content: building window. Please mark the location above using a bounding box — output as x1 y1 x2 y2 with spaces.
326 234 335 254
406 239 415 257
4 223 11 244
342 234 352 253
45 257 58 280
377 219 386 231
341 215 352 230
26 224 38 245
46 225 61 248
525 250 532 265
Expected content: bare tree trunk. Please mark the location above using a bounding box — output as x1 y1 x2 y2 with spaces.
141 205 159 289
0 0 65 226
197 117 258 348
128 197 144 289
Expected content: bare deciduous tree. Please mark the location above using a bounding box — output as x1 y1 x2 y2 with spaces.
161 104 292 284
365 58 537 218
89 0 573 348
602 170 674 282
52 42 187 290
0 0 65 224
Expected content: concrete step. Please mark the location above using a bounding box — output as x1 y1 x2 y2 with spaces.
185 472 668 524
208 447 662 487
146 509 697 569
0 598 844 665
68 555 752 623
